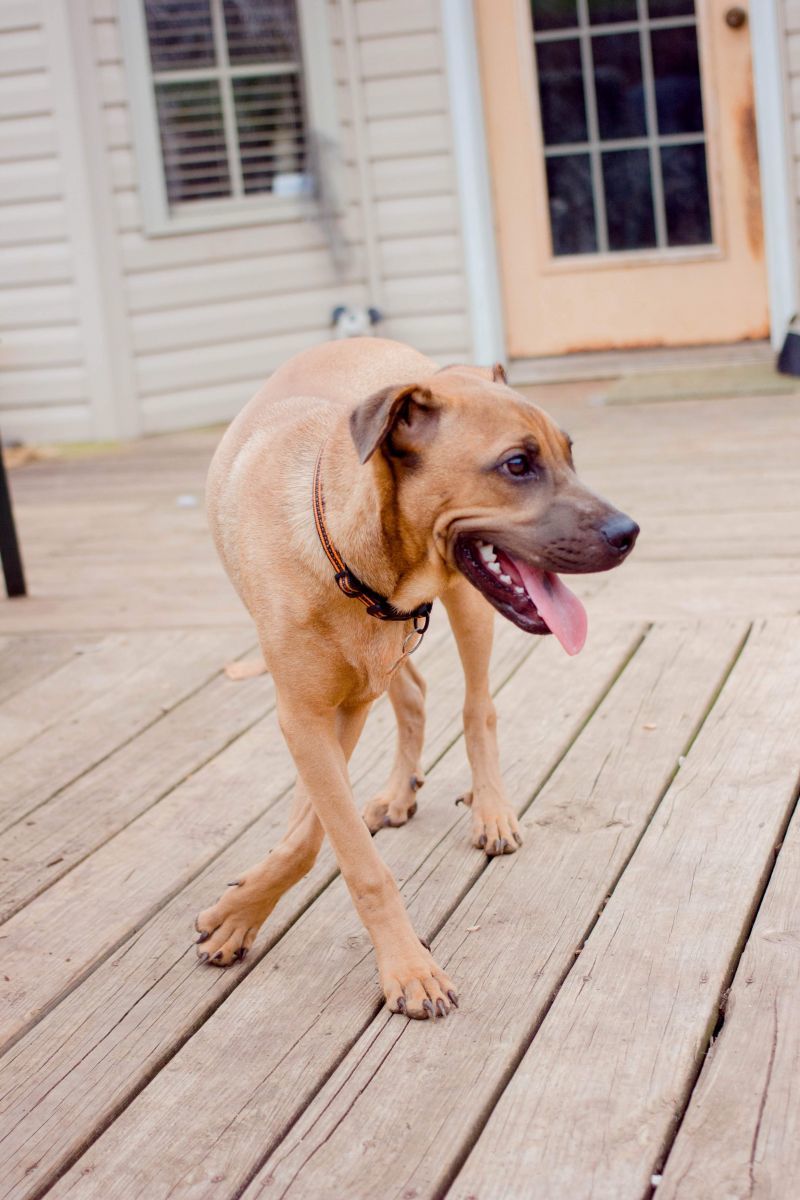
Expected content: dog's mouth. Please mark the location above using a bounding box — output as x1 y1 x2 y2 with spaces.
454 537 588 655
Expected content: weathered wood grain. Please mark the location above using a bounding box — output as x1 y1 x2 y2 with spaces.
235 620 747 1200
0 654 268 921
39 625 642 1200
450 617 800 1200
0 615 489 1052
0 613 541 1198
0 632 172 761
0 629 254 832
0 634 79 705
657 791 800 1198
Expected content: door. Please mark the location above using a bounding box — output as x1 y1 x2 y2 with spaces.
476 0 769 357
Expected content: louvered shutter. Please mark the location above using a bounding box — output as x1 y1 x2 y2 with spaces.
142 0 309 208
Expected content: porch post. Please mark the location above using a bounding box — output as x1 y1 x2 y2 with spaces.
441 0 507 366
750 1 799 347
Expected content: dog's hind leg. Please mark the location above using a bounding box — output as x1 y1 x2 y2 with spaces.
442 576 522 857
362 658 426 833
194 703 370 966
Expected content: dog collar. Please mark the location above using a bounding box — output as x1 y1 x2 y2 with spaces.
312 448 433 639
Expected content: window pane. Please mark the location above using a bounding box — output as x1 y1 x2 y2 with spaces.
661 143 711 245
546 154 597 255
592 32 646 140
602 148 656 250
648 0 695 16
145 0 215 71
531 0 578 32
588 1 638 23
651 26 704 134
233 73 307 194
155 80 231 204
536 38 587 145
223 0 301 66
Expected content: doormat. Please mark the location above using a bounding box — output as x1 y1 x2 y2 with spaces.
597 363 800 406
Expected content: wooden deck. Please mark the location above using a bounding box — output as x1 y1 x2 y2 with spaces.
1 382 799 1199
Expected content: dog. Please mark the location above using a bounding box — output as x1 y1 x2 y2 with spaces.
198 338 638 1019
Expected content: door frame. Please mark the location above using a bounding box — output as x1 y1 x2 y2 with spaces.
447 0 798 360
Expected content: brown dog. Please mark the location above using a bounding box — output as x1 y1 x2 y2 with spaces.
199 337 638 1019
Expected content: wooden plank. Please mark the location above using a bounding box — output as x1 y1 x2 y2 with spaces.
449 617 800 1200
656 794 800 1197
0 632 174 762
0 616 456 1050
0 634 80 704
0 616 533 1197
34 623 643 1200
0 629 252 833
0 651 269 922
232 619 747 1199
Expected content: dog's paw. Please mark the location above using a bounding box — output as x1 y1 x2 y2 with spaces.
458 789 522 856
194 877 270 967
362 772 424 833
381 949 458 1020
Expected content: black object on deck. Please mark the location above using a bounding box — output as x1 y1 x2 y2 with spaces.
0 432 26 598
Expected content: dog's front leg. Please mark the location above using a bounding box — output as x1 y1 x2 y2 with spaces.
443 577 522 856
279 699 457 1019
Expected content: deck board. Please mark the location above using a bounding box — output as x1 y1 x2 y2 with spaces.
450 618 800 1200
657 783 800 1199
14 626 640 1200
234 620 747 1200
1 385 799 1199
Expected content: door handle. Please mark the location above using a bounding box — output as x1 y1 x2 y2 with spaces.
725 6 747 28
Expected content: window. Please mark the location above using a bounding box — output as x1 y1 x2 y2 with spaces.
120 0 339 234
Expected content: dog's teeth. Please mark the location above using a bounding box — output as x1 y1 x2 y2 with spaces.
487 562 501 575
499 574 512 584
514 585 525 595
478 543 496 563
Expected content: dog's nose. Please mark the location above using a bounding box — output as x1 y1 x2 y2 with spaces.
600 513 639 556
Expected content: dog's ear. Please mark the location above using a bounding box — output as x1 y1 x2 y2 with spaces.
349 383 439 464
491 362 508 383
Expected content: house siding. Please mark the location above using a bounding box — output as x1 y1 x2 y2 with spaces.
0 0 93 441
86 0 470 437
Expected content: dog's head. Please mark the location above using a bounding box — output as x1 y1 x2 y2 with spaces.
349 365 638 654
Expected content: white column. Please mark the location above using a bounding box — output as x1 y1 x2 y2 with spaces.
441 0 506 365
750 0 799 347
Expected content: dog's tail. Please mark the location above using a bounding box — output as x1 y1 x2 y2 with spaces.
224 656 269 681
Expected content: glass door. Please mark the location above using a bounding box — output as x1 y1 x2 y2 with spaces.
477 0 769 357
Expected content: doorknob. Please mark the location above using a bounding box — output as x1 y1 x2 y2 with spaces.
725 6 747 28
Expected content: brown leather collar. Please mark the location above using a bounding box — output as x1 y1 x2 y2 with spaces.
312 448 433 633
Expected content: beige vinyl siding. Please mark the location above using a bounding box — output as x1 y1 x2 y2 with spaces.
87 0 469 436
0 0 92 441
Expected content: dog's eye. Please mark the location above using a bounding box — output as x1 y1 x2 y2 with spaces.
502 453 536 479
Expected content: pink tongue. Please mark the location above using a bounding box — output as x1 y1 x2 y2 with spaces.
514 560 588 656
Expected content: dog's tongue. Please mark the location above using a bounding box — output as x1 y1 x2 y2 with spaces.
514 560 588 655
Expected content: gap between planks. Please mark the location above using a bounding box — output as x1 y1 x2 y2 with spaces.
0 619 637 1200
20 620 662 1200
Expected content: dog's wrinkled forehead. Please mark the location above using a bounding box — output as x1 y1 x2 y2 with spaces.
427 368 570 460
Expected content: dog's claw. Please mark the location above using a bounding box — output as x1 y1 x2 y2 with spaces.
447 989 459 1008
197 952 209 964
422 999 435 1020
478 833 487 848
455 795 465 807
227 880 242 888
195 930 210 944
514 831 523 846
410 774 424 792
419 935 431 951
397 997 406 1015
235 947 248 962
436 999 447 1018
